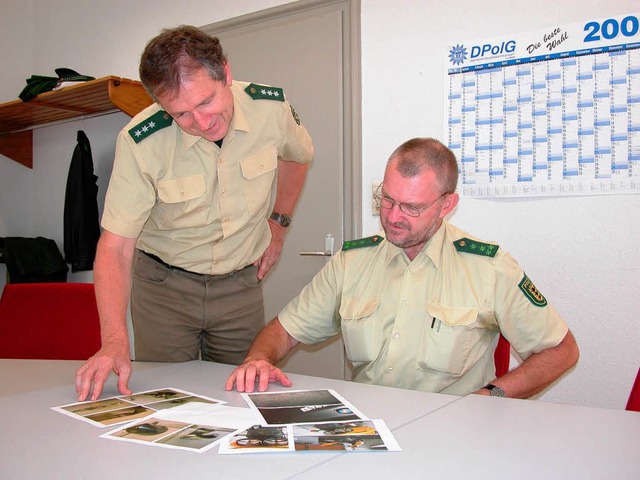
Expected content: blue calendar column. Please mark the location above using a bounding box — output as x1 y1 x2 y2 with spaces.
610 50 629 183
561 58 580 187
517 65 534 185
594 54 613 180
577 55 596 181
461 72 477 188
547 58 565 185
532 62 549 186
503 64 519 190
448 73 463 172
629 48 640 179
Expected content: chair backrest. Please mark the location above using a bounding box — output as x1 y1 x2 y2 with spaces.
626 368 640 412
494 334 511 378
0 282 101 360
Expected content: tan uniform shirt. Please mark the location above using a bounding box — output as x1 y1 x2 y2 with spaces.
279 220 568 395
101 80 313 274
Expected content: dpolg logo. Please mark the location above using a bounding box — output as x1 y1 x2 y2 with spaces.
448 44 468 66
470 40 516 59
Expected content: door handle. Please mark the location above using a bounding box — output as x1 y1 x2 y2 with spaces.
300 234 334 257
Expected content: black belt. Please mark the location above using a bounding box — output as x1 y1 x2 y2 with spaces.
141 251 253 277
141 251 200 275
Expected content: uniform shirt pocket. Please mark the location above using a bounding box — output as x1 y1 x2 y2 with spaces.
155 174 207 229
240 146 278 215
339 297 381 363
418 303 480 376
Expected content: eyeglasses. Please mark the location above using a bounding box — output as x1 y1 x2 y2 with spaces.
373 188 450 217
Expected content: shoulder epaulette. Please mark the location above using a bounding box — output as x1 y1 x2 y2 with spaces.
244 83 285 102
453 237 499 257
128 110 173 144
342 235 384 252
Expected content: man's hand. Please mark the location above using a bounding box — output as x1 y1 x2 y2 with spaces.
254 220 286 280
75 343 132 401
225 359 293 393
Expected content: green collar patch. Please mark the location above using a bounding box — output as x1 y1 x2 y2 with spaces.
244 83 285 102
342 235 384 251
518 274 548 307
128 110 173 144
453 237 499 257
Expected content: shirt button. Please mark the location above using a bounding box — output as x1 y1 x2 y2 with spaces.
401 300 407 307
224 217 230 222
180 191 185 197
221 188 226 194
213 261 219 265
393 333 400 339
387 366 394 373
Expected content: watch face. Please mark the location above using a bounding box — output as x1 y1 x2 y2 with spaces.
279 214 291 227
488 385 505 397
270 212 291 227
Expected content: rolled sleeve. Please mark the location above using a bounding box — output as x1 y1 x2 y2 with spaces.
279 99 314 165
101 133 156 238
279 253 344 344
493 252 569 360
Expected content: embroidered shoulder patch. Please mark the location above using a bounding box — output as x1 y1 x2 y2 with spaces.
290 104 301 125
342 235 384 251
128 110 173 144
518 274 548 307
244 83 285 102
453 237 499 257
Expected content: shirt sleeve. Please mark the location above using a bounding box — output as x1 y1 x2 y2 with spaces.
100 132 157 238
492 250 569 360
278 251 344 344
278 97 314 165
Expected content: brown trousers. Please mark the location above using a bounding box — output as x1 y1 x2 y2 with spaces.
131 250 264 365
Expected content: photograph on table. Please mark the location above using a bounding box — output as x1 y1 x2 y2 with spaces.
53 387 225 427
241 389 368 425
103 416 237 452
292 419 402 452
219 424 292 454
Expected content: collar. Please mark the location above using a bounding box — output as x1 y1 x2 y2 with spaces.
382 220 448 269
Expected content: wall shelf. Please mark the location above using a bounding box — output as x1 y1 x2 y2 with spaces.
0 76 153 168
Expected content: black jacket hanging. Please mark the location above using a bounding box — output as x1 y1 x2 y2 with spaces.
64 130 101 272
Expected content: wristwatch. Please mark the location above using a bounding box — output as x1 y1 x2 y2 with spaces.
270 212 291 228
484 383 506 397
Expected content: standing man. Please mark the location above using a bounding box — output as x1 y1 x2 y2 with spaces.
76 25 313 401
226 138 578 398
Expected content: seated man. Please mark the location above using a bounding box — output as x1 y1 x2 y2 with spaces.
226 137 579 398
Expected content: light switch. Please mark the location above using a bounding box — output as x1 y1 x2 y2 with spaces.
372 181 382 215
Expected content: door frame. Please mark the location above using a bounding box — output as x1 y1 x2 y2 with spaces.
200 0 362 241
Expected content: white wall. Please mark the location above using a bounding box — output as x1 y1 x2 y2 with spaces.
360 0 640 410
0 0 638 410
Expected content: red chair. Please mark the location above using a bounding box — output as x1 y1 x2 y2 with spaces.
626 368 640 412
494 334 511 378
0 282 101 360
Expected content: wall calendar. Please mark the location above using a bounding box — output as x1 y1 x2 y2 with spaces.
445 12 640 197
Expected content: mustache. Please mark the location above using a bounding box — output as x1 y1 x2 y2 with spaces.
383 218 409 230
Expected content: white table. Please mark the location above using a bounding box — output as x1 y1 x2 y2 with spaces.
301 392 640 479
2 360 639 479
0 359 456 479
